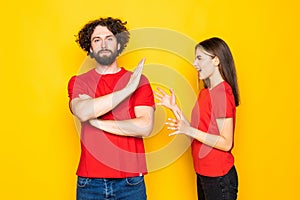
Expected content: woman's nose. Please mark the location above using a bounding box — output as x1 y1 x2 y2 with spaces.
193 60 198 68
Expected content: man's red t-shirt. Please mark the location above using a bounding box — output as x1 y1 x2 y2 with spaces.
68 67 155 178
191 81 236 177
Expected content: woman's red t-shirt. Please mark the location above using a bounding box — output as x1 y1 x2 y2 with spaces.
191 81 236 177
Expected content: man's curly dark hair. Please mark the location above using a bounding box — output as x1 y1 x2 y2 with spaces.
75 17 130 56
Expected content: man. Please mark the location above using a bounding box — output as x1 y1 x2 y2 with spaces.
68 17 155 200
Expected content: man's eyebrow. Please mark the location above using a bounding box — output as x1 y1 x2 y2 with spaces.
91 34 114 40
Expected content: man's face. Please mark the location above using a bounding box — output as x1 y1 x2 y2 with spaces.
90 25 120 66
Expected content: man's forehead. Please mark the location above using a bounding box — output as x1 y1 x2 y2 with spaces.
92 25 114 37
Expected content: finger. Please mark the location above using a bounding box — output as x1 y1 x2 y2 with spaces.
79 94 89 99
133 59 145 76
89 119 95 125
154 91 163 99
133 64 143 77
138 57 146 66
154 91 163 97
170 88 175 95
165 122 176 127
167 126 178 131
156 87 168 96
170 88 177 99
134 61 145 76
169 131 180 136
154 96 162 101
167 118 177 123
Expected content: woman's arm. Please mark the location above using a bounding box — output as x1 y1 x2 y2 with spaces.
167 117 234 151
155 86 234 152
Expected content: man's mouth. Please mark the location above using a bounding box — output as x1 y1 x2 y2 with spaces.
99 50 112 54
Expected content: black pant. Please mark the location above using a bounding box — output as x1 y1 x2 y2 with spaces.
197 166 238 200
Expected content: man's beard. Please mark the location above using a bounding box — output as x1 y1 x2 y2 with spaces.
93 49 119 66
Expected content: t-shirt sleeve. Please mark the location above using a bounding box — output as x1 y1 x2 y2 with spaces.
211 85 235 119
131 75 155 108
67 76 76 101
67 75 89 113
68 75 88 100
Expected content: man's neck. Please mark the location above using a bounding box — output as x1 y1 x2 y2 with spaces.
95 61 121 75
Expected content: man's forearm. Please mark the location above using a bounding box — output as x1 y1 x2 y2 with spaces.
90 118 153 137
71 87 135 122
89 107 154 137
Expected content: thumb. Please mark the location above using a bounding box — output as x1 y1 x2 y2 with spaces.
169 131 180 136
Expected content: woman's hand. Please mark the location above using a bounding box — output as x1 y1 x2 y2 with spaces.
166 115 194 137
155 87 177 110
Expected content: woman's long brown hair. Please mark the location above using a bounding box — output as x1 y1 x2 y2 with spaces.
196 37 240 106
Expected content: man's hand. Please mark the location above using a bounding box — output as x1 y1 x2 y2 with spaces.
126 58 145 93
79 94 92 100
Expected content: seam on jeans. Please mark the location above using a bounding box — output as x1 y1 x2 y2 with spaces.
77 177 90 188
110 180 114 199
104 179 109 198
126 176 144 186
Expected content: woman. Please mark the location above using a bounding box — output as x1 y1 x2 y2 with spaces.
155 37 240 200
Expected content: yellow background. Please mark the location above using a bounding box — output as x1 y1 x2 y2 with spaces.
1 0 299 199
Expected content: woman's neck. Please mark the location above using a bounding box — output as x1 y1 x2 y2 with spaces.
208 69 224 89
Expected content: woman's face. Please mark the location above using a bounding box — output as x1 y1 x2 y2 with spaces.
193 47 217 80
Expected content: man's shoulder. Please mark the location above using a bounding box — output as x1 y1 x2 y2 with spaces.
69 68 96 81
76 68 96 78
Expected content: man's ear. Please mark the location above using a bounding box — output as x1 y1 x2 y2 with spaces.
117 43 121 51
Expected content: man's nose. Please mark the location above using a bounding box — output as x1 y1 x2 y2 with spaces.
101 40 107 48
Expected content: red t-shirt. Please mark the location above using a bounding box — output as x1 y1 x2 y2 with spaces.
67 67 155 178
191 81 236 177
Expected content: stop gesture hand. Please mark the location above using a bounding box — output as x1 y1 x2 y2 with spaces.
126 58 145 93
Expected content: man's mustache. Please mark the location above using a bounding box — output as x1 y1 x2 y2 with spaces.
97 49 113 54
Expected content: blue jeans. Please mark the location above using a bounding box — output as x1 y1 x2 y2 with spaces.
197 166 238 200
76 176 146 200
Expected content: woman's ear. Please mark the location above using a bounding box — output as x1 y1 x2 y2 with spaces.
212 56 220 66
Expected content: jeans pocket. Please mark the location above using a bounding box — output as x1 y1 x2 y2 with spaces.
77 176 90 188
125 176 144 186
